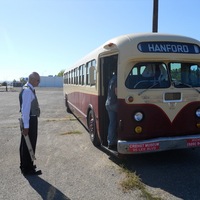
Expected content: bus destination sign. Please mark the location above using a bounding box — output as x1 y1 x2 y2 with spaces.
137 42 200 54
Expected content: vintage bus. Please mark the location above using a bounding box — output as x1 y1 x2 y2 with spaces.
63 33 200 155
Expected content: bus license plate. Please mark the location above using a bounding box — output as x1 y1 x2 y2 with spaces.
128 142 160 152
187 139 200 147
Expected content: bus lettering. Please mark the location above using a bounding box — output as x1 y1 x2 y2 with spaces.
129 142 160 152
147 43 189 53
187 139 200 147
138 41 200 54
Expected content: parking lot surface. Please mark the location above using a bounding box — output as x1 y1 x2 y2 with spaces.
0 87 144 200
1 87 200 200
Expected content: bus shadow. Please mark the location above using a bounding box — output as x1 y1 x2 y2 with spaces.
114 149 200 200
25 175 71 200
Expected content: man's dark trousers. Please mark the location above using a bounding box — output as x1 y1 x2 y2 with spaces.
20 116 38 172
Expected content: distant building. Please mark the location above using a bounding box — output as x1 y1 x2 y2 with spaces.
12 76 63 87
39 76 63 87
13 81 23 87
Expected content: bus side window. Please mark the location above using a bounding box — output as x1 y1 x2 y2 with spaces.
86 60 96 86
86 62 90 85
79 65 82 85
74 68 78 85
69 71 71 84
71 69 74 84
82 64 85 85
90 59 96 86
63 72 67 84
90 66 96 86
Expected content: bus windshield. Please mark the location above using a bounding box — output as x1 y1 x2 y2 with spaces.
125 62 170 89
170 62 200 88
125 62 200 89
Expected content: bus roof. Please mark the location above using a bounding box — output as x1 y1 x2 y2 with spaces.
104 32 200 46
110 32 199 41
65 33 200 72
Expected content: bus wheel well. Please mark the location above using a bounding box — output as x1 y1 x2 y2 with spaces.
87 108 100 147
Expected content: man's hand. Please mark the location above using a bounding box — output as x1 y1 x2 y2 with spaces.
22 128 29 136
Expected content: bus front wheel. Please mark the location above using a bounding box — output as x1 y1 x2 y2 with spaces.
88 110 100 147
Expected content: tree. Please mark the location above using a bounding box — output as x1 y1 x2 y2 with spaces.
57 70 65 77
2 81 7 86
20 77 27 85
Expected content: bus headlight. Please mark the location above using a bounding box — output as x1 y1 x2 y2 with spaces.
134 112 143 121
196 109 200 118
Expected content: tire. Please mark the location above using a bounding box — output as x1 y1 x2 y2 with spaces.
88 109 100 147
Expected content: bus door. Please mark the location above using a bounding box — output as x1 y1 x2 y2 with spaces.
99 54 118 146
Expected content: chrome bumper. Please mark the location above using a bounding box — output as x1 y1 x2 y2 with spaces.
117 134 200 154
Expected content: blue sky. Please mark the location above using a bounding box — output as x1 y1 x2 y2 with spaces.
0 0 200 81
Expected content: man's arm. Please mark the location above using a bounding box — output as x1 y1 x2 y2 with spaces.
21 89 32 130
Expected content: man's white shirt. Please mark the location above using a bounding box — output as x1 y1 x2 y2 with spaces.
21 83 35 128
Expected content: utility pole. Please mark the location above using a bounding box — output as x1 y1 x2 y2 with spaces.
152 0 158 32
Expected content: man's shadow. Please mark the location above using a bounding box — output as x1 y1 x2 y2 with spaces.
25 175 70 200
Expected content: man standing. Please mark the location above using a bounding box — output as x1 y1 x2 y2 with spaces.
105 70 118 150
19 72 42 175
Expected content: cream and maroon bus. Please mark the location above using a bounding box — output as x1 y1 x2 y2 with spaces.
63 33 200 155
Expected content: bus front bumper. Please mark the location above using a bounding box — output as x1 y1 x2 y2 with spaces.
117 134 200 154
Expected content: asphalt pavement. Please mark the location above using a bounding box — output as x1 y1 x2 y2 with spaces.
0 87 142 200
1 87 199 200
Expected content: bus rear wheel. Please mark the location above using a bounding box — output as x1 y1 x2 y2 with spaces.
88 110 100 147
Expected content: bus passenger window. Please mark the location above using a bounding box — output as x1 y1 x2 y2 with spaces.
86 60 96 86
82 64 85 85
79 65 82 85
69 71 71 84
86 63 90 85
89 66 96 86
74 68 78 85
71 70 74 84
63 72 67 84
